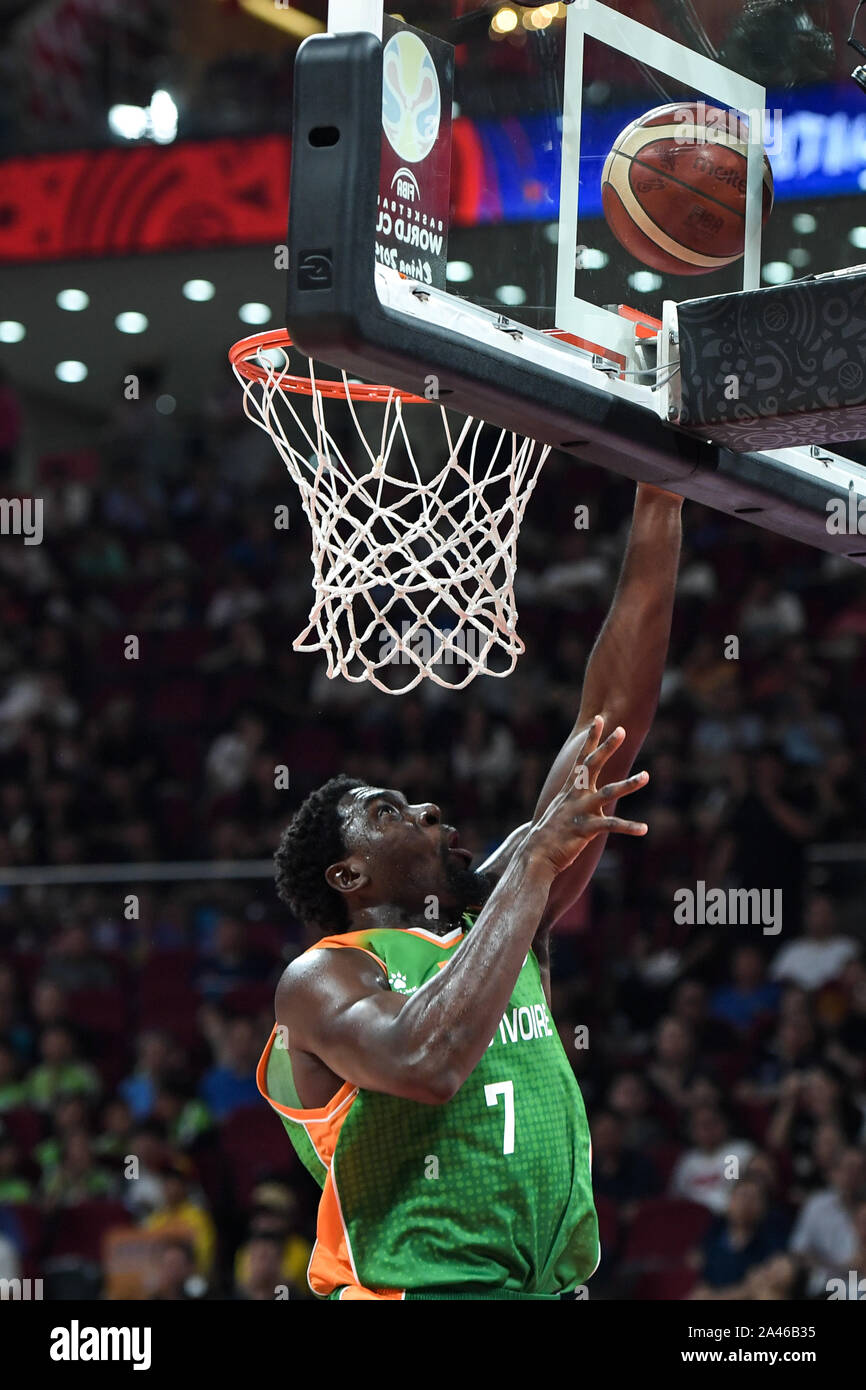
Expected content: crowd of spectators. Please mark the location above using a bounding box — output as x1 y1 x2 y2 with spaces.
0 355 865 1300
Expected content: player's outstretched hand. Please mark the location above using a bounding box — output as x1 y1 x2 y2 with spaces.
524 716 649 878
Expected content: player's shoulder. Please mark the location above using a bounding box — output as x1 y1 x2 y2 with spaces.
276 934 388 1016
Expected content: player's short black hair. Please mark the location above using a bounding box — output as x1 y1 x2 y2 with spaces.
274 775 368 935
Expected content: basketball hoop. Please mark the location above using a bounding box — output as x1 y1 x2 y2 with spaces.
229 328 550 694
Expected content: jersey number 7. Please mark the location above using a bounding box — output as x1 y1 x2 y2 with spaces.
485 1079 515 1155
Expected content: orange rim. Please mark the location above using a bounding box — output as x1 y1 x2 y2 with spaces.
229 329 430 403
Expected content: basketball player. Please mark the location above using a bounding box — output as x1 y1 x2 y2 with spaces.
258 482 683 1300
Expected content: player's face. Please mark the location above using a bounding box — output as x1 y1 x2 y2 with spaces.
337 786 489 914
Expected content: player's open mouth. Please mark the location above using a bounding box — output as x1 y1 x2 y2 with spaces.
446 831 473 865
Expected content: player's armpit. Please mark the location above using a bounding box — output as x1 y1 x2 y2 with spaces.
275 946 449 1105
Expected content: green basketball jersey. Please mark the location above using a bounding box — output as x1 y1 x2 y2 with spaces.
256 914 599 1301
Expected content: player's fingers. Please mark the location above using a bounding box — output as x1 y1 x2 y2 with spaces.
583 725 626 776
572 811 647 835
598 815 648 836
596 770 649 802
572 772 647 814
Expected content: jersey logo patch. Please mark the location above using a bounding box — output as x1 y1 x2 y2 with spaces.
388 971 418 995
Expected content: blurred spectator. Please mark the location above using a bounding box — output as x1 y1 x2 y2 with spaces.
34 1095 91 1175
143 1162 216 1277
767 1065 862 1193
590 1109 661 1206
93 1097 134 1163
845 1201 866 1299
43 923 115 992
710 946 781 1034
41 1132 115 1206
0 1041 24 1110
206 567 264 630
826 958 866 1087
119 1032 176 1120
148 1238 201 1301
0 1232 20 1282
670 979 731 1054
233 1181 312 1298
31 978 69 1031
690 1176 787 1297
788 1148 866 1296
199 1016 261 1119
205 712 267 797
122 1122 168 1220
647 1016 698 1114
0 1137 32 1203
738 1013 818 1103
669 1106 755 1214
606 1072 666 1149
25 1024 100 1110
195 915 271 1001
153 1082 213 1150
770 892 859 992
741 1252 802 1300
738 577 805 645
233 1233 284 1300
712 748 816 938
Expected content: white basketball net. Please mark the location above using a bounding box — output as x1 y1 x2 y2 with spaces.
232 347 549 694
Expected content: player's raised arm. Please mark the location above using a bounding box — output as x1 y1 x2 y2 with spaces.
533 483 682 928
472 484 681 1004
278 722 648 1105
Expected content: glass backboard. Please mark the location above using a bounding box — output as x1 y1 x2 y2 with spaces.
363 0 848 377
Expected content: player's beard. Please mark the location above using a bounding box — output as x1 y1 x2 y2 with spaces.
441 854 494 915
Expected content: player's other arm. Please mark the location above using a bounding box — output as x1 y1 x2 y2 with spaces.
532 482 682 931
278 724 649 1105
476 486 681 1003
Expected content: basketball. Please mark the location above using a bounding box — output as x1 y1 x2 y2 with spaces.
601 102 774 276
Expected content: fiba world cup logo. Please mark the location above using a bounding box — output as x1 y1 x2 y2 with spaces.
381 32 441 164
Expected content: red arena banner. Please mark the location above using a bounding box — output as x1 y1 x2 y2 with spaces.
0 135 291 263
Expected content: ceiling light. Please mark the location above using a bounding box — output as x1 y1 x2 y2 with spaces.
579 248 609 270
491 7 518 34
494 285 526 306
150 89 178 145
762 261 794 284
848 227 866 249
238 303 272 325
256 348 287 372
56 361 88 383
115 312 148 334
792 212 817 234
525 6 554 28
446 261 474 283
0 321 25 343
56 289 89 312
627 270 663 293
108 104 148 140
182 279 215 302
